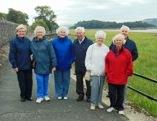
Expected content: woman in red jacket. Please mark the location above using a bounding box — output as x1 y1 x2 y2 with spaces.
105 34 133 115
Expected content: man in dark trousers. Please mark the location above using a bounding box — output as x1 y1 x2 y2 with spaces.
73 27 93 102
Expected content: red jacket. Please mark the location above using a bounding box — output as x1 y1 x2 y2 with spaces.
105 48 133 85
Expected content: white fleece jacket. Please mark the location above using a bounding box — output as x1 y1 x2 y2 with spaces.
85 43 109 76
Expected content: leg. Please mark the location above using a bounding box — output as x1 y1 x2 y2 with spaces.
108 84 117 108
76 72 84 97
98 76 105 104
116 85 125 111
85 80 91 100
54 70 63 97
16 70 26 99
62 70 70 97
36 74 44 98
25 70 33 99
90 76 99 105
43 74 49 97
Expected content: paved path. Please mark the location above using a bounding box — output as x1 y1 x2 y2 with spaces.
0 64 128 121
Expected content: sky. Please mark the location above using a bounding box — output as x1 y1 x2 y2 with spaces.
0 0 156 26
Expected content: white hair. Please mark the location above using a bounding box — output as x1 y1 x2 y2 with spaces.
34 26 46 36
75 27 85 33
112 34 126 45
95 30 106 39
56 26 69 36
120 25 130 31
16 24 27 32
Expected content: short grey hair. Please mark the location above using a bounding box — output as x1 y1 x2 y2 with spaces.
120 25 130 31
16 24 27 32
95 30 106 39
56 26 69 36
75 27 85 33
112 34 126 45
34 26 46 36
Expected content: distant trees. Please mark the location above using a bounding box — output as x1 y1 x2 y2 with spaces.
31 5 58 32
0 12 7 20
71 20 155 29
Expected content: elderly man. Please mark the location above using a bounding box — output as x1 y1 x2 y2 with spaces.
110 25 138 61
73 27 93 102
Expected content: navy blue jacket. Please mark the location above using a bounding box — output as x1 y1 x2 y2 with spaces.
9 36 32 70
73 37 93 73
52 36 74 71
31 37 57 74
110 37 138 61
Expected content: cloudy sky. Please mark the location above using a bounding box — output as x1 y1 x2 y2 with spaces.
0 0 156 26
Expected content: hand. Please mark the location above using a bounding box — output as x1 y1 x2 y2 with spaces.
14 68 18 72
52 67 56 72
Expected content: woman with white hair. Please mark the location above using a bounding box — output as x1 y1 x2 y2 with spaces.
85 30 109 110
9 24 33 102
51 26 74 100
105 34 133 115
31 26 57 103
110 25 138 61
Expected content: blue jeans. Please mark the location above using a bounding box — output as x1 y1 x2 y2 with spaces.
54 70 70 97
91 76 105 105
36 74 49 98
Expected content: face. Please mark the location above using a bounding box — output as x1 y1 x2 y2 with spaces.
36 31 44 39
58 30 66 38
76 31 85 40
121 29 129 38
115 39 123 48
16 28 26 37
96 37 104 45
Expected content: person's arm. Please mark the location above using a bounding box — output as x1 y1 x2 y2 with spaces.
132 42 138 61
9 40 18 70
85 45 92 71
127 51 133 76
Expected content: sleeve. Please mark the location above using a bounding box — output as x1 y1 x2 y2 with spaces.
105 53 109 75
8 40 17 68
126 51 133 76
85 45 92 71
70 41 75 64
48 41 57 68
132 42 138 61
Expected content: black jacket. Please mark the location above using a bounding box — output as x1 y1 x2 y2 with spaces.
73 37 93 73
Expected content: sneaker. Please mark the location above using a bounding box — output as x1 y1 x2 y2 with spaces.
90 103 96 110
106 107 115 112
118 110 125 115
44 96 50 101
98 103 104 109
57 97 62 100
36 98 44 103
63 97 68 100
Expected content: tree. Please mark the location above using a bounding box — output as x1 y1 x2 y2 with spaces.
7 8 28 25
0 12 7 20
31 19 49 31
34 6 58 32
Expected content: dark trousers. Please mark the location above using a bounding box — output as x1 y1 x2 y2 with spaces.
76 72 91 98
16 70 33 99
108 84 125 111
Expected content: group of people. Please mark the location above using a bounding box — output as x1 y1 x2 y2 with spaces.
9 24 138 115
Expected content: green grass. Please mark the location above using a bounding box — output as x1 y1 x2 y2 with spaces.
70 29 157 117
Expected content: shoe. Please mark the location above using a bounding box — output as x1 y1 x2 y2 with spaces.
86 97 90 102
118 110 125 115
26 98 33 101
63 97 68 100
36 98 44 103
44 96 50 101
106 107 115 112
90 103 96 110
20 98 26 102
76 95 84 101
57 97 62 100
98 103 104 109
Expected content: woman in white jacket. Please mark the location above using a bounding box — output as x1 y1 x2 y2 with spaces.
85 30 109 110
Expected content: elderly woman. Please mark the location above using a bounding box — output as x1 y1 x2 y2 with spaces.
85 30 109 110
9 24 32 102
110 25 138 61
31 26 57 103
51 26 74 100
105 34 133 115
